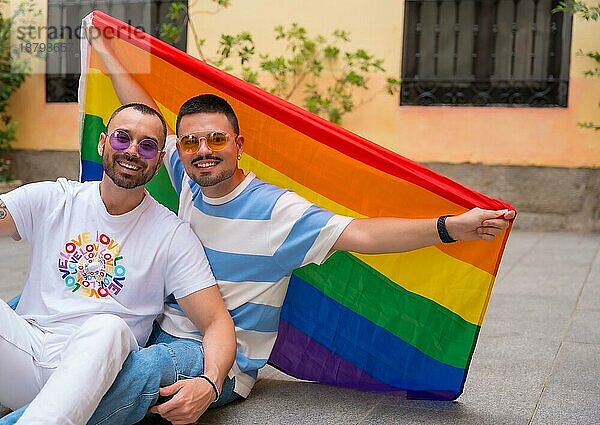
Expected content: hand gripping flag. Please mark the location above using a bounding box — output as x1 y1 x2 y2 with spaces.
79 11 513 400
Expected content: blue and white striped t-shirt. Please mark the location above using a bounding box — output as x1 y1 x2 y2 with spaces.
159 136 353 397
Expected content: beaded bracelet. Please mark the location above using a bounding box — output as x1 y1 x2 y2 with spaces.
198 374 220 402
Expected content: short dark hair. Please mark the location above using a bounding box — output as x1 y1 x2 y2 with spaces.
106 103 168 147
176 94 240 136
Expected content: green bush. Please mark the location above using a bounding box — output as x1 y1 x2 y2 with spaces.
554 1 600 131
160 1 399 125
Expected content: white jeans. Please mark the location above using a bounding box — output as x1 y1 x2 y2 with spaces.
0 301 137 425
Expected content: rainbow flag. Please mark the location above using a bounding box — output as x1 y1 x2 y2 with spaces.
80 11 513 401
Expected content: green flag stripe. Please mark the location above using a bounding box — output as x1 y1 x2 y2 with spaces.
81 114 104 163
146 167 179 213
294 251 479 369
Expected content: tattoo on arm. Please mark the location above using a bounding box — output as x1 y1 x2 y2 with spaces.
0 200 7 220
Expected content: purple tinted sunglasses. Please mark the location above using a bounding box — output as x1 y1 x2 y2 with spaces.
107 129 162 160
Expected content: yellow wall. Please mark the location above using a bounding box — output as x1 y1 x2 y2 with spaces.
7 0 600 167
9 74 79 151
6 0 80 151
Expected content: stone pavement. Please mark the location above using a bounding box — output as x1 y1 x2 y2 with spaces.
1 231 599 424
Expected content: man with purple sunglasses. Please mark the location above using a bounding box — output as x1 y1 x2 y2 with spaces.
0 103 235 424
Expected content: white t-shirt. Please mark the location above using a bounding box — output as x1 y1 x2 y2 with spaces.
0 179 216 347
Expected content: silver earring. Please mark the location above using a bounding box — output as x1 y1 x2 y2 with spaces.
237 154 241 160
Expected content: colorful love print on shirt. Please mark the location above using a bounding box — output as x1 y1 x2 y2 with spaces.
57 232 126 298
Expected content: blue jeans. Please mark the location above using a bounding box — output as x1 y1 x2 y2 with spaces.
1 297 239 425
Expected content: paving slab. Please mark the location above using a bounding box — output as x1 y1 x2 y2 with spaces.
528 335 600 424
361 400 514 425
576 246 600 311
567 309 600 344
482 293 577 342
530 387 600 425
198 379 384 425
544 342 600 394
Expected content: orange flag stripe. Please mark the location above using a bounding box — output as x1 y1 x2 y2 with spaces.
90 38 505 275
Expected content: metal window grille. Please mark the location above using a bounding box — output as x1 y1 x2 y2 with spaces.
401 0 572 106
46 0 187 102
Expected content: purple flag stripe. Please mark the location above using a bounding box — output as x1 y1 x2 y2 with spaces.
269 319 402 392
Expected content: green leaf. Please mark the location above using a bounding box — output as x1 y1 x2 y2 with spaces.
213 0 232 7
324 46 340 58
345 71 365 86
166 2 185 21
159 23 181 45
578 121 600 130
242 67 258 84
333 29 350 41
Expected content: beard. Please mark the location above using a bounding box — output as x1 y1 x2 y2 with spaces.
189 155 236 187
102 152 157 189
193 168 236 187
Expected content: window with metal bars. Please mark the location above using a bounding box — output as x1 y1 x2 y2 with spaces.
46 0 187 102
401 0 572 106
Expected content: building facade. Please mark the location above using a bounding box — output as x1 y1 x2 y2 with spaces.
5 0 600 230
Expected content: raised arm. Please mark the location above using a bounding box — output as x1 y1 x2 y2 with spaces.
0 199 20 240
86 25 171 132
333 207 515 254
149 286 235 423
